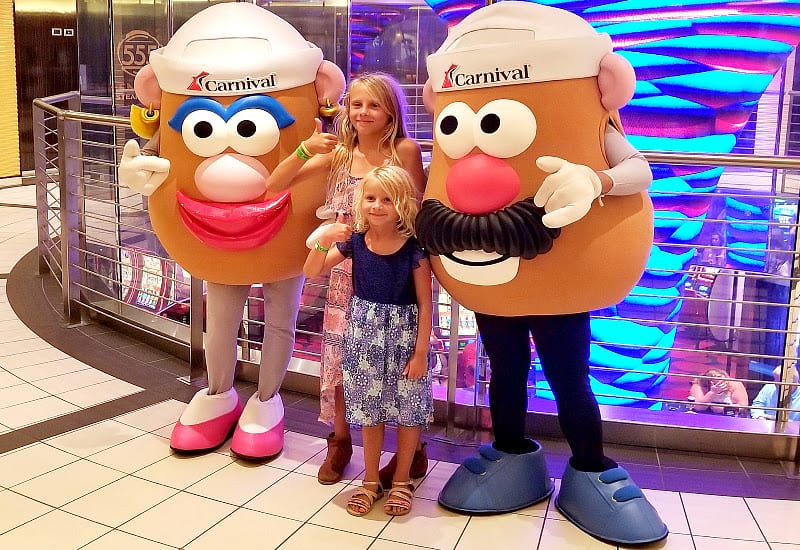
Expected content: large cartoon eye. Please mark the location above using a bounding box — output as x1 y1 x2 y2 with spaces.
474 99 536 159
435 102 476 160
181 109 228 157
227 108 281 157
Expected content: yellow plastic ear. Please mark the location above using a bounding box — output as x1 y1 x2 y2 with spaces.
130 104 160 139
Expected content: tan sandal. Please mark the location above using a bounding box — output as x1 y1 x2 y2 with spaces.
384 481 414 516
347 482 383 516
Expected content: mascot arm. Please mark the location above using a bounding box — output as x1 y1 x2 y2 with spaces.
118 135 170 197
598 125 652 196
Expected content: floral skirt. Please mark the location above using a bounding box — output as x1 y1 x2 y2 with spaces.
342 295 433 427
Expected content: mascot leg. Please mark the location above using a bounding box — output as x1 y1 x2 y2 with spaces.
438 314 552 513
170 282 249 453
532 313 668 545
230 275 304 460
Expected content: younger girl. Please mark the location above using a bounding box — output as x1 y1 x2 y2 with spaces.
303 166 433 517
267 72 427 485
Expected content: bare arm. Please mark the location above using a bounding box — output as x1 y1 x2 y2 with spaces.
397 138 426 197
266 118 338 193
302 222 352 277
404 258 433 380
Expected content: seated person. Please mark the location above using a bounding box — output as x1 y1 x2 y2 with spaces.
751 365 800 421
689 368 749 415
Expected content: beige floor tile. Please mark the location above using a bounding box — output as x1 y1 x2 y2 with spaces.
12 357 92 382
133 449 234 490
63 475 178 527
0 489 53 533
414 458 459 502
279 522 374 550
379 495 470 550
58 378 143 407
619 532 695 550
455 512 546 550
746 497 800 545
246 470 346 521
114 400 186 432
266 430 329 471
0 347 70 369
0 442 79 487
186 460 289 506
643 488 691 535
81 530 175 549
184 508 302 550
44 419 146 457
681 493 764 542
538 518 616 550
119 491 236 548
0 382 49 408
13 458 126 507
31 367 115 394
88 433 174 473
692 536 771 550
0 509 110 550
369 541 432 550
0 395 80 428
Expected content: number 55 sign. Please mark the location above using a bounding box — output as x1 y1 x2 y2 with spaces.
117 30 161 77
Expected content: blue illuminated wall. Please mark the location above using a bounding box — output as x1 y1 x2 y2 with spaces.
422 0 800 407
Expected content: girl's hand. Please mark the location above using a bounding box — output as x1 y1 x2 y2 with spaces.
710 380 729 394
403 354 427 380
304 118 338 155
321 222 352 246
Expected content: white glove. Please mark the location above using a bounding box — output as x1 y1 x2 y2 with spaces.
118 139 171 196
534 156 602 228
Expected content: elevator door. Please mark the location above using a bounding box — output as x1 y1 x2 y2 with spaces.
15 9 78 172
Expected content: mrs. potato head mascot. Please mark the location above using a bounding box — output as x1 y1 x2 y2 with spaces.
416 2 667 544
118 3 345 460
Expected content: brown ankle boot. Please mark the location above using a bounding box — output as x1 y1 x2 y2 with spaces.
379 441 429 488
318 432 353 485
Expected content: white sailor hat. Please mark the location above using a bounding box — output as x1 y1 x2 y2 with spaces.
149 2 323 96
427 1 611 93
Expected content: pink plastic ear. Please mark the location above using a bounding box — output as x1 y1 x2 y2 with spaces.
315 61 346 109
422 80 436 114
598 53 636 111
133 65 162 109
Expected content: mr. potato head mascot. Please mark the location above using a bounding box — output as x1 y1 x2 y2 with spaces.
118 3 345 461
417 2 667 544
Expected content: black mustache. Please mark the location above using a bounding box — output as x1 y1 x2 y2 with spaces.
416 198 560 260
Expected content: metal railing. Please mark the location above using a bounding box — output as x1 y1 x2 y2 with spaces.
32 91 800 460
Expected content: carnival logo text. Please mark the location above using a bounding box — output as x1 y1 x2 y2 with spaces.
442 63 531 89
187 72 278 93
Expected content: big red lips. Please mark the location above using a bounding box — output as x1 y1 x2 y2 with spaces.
176 189 290 251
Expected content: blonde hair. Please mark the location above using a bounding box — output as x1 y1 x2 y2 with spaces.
329 72 409 177
352 166 418 238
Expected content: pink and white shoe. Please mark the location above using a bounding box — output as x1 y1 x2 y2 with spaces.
230 393 285 461
170 388 243 453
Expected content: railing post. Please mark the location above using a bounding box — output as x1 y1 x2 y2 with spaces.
57 112 83 326
189 275 205 385
445 299 460 437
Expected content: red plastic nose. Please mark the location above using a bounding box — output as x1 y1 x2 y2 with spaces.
445 154 521 214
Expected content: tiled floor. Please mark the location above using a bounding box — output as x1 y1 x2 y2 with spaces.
1 177 800 549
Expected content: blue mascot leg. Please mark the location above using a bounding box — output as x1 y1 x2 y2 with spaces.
533 313 668 544
438 314 553 513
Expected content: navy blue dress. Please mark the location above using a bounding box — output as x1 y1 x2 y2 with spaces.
338 233 433 427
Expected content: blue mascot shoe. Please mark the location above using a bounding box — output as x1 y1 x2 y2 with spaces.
438 441 553 513
555 463 668 544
